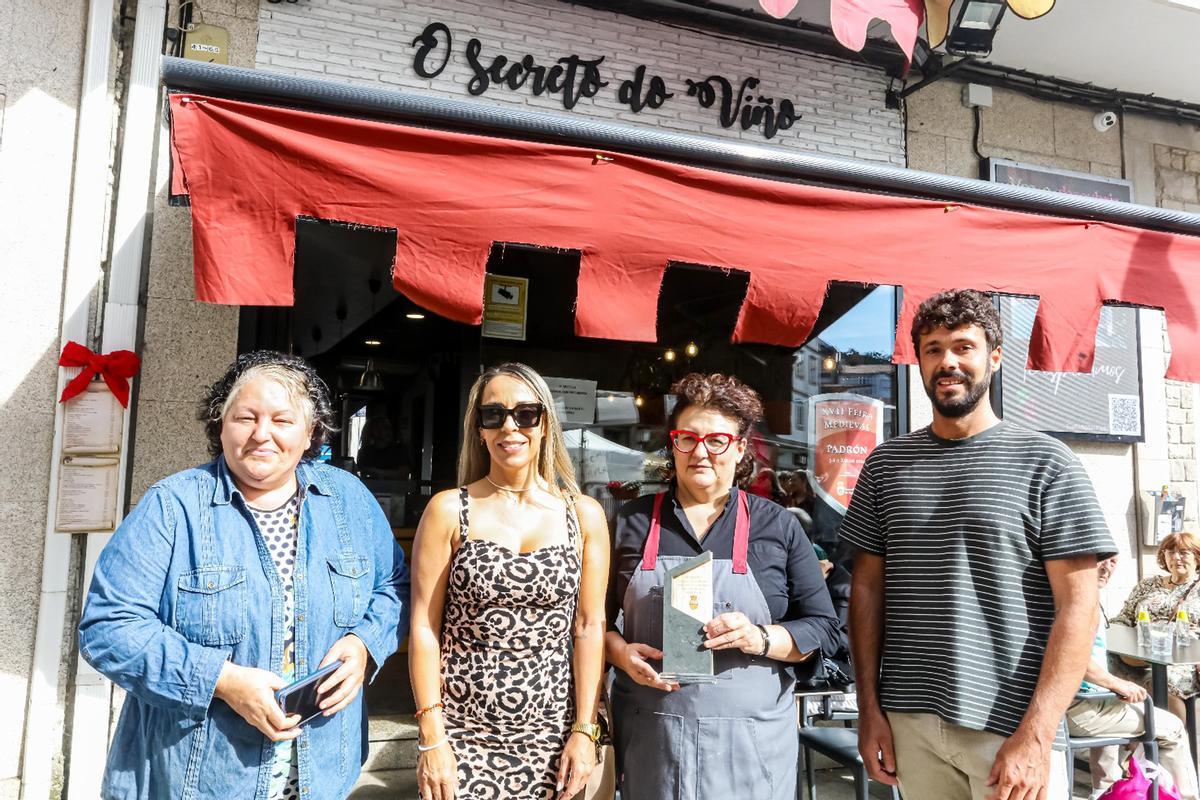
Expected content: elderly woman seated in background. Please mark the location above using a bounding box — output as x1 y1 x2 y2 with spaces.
1112 531 1200 722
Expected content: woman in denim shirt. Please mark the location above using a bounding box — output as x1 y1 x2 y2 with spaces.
79 351 410 800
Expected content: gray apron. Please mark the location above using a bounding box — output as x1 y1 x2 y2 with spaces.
611 490 798 800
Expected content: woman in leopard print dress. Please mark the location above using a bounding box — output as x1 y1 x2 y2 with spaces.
409 363 610 800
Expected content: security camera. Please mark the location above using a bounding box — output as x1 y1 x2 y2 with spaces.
1093 111 1118 132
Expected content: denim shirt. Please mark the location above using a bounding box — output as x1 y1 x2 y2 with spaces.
79 457 411 800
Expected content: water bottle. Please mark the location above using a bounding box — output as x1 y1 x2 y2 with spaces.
1138 605 1151 646
1178 609 1192 643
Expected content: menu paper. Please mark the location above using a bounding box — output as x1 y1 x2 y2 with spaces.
62 382 123 454
56 455 120 532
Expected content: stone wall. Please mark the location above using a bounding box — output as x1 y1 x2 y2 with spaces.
130 0 260 501
0 1 89 796
906 78 1124 179
1158 125 1198 487
1155 144 1200 212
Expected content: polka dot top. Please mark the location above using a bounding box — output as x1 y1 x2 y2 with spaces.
247 491 301 800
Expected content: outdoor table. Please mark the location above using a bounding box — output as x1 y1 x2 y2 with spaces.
1106 624 1200 708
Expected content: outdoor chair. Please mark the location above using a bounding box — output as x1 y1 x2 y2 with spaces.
795 688 901 800
1061 689 1160 800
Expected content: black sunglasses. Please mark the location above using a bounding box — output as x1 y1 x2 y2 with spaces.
478 403 545 429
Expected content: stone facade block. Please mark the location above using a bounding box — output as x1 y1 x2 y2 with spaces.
145 200 198 301
905 78 973 138
944 136 982 179
1053 104 1122 166
906 130 946 173
0 501 47 780
1156 144 1175 168
1090 162 1123 179
131 400 216 502
979 90 1055 155
1172 460 1187 482
1159 168 1199 203
139 299 239 404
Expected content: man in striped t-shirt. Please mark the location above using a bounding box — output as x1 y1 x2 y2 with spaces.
842 289 1116 800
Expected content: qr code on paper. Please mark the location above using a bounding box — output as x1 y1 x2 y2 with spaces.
1108 394 1141 436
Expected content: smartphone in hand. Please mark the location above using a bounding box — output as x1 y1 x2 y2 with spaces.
274 660 343 725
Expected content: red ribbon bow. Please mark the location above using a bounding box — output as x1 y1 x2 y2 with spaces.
58 341 141 408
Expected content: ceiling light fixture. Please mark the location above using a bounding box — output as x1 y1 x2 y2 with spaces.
405 312 426 320
357 358 383 391
364 339 382 346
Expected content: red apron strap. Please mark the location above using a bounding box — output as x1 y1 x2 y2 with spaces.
732 490 750 574
641 492 666 571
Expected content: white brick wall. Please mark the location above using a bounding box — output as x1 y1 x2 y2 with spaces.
256 0 904 165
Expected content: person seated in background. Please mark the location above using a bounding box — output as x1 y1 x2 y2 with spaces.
1068 554 1198 800
1111 532 1200 722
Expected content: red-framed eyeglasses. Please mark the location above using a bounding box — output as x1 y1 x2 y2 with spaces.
669 429 741 455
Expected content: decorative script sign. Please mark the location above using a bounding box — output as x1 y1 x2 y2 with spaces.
806 393 884 514
411 22 801 140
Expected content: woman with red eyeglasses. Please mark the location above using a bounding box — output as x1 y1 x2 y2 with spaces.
605 373 841 800
408 363 610 800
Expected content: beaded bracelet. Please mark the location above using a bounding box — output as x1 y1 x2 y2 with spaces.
414 701 444 719
417 737 449 753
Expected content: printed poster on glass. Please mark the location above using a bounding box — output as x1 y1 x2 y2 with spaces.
806 393 884 514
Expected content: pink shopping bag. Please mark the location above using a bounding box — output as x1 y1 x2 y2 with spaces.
1098 751 1182 800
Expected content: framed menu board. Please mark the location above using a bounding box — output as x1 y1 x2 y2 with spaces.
996 297 1144 443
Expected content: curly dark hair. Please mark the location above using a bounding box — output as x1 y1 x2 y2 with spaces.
910 289 1003 354
664 372 763 486
199 350 336 460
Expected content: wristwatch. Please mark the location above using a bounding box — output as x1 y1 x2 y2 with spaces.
570 721 602 742
756 624 771 657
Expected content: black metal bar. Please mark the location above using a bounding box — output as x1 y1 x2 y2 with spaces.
1152 663 1170 709
161 57 1200 238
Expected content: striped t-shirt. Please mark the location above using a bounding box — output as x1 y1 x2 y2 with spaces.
839 421 1116 737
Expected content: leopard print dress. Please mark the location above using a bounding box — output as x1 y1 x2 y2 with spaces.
441 487 581 800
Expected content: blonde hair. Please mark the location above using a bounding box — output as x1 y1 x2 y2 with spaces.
457 363 579 498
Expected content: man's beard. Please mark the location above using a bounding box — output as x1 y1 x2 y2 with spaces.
924 368 992 418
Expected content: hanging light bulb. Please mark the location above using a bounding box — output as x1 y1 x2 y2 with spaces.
635 395 645 407
685 341 699 358
664 348 677 362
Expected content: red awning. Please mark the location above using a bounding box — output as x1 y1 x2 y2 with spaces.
168 93 1200 381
